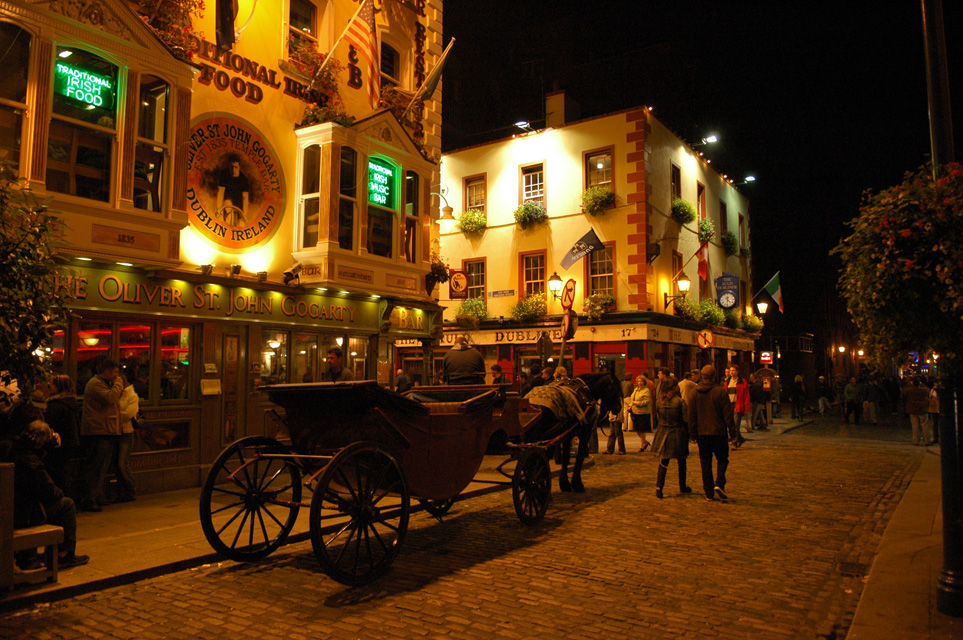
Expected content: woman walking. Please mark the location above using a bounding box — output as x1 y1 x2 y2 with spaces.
630 374 652 452
604 396 627 455
113 375 139 502
652 378 691 498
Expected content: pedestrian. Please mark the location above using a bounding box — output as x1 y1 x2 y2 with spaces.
112 375 138 503
687 365 736 501
621 373 635 399
79 358 124 513
816 375 834 416
678 369 699 406
927 381 940 444
652 378 691 498
604 396 627 455
518 370 533 396
442 335 486 385
725 365 751 441
321 347 355 382
862 378 881 426
843 377 862 424
490 363 508 385
748 373 768 430
43 374 82 499
13 420 89 567
790 374 806 420
901 377 931 445
395 368 412 393
653 367 670 426
630 374 652 452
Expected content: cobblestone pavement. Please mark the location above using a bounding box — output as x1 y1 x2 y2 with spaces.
1 421 923 640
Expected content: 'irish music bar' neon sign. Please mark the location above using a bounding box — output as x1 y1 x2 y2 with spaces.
367 158 396 209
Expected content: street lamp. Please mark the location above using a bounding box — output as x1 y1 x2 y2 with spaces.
548 272 563 300
692 134 719 147
663 274 691 310
756 300 769 315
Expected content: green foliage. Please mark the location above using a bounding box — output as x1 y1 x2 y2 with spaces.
583 293 616 320
698 218 716 243
510 294 547 322
513 201 548 228
723 309 741 329
455 297 487 330
0 163 71 388
673 296 700 321
671 197 697 225
457 208 487 234
721 231 739 256
740 245 751 259
136 0 205 60
834 163 963 364
743 314 764 333
699 299 725 326
582 186 615 216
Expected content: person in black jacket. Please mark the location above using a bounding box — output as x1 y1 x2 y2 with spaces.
13 420 89 567
43 374 82 499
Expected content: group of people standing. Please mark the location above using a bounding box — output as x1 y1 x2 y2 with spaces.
1 358 144 571
829 373 940 446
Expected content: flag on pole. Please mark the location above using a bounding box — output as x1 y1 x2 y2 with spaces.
696 240 710 281
216 0 237 51
762 271 784 313
345 0 379 109
560 228 603 269
417 38 454 102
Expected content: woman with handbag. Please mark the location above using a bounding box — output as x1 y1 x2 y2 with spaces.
631 374 652 452
651 378 692 498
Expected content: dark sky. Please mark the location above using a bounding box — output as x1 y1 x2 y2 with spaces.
441 1 963 335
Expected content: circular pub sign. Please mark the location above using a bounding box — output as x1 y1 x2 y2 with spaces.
186 115 285 252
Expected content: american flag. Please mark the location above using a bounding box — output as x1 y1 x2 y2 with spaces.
345 0 379 109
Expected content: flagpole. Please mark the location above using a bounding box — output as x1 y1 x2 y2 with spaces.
670 240 709 281
760 271 781 292
399 38 455 120
308 0 366 92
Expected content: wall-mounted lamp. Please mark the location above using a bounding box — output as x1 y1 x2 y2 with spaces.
733 175 757 186
256 271 268 282
431 187 457 234
692 134 719 147
200 264 214 276
514 120 533 132
548 271 563 300
82 336 100 347
228 264 242 277
663 274 691 311
756 301 769 315
283 262 303 285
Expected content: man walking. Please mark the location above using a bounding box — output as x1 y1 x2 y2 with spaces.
80 358 124 512
688 365 736 501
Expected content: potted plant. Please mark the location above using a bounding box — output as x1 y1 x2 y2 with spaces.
455 297 487 330
583 293 616 320
698 218 716 243
581 186 615 216
740 246 751 260
426 250 450 294
136 0 205 61
671 197 697 225
743 315 764 333
457 208 487 234
721 231 739 256
514 201 548 229
509 294 547 322
699 299 725 326
673 296 699 321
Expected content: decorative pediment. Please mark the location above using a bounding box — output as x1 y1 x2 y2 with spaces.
43 0 133 41
353 110 436 164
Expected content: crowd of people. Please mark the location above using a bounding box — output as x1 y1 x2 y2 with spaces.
828 373 940 445
1 358 144 572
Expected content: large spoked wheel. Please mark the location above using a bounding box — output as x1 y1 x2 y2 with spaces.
200 436 302 562
420 498 455 517
310 442 409 586
512 448 552 526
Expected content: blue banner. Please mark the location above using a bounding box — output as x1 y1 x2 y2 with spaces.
560 228 603 269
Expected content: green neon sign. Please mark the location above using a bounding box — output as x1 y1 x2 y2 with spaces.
367 157 396 209
54 62 115 110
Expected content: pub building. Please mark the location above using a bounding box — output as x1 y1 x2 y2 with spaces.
403 91 759 383
1 0 446 492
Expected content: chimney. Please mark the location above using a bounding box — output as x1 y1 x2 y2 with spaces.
545 89 581 128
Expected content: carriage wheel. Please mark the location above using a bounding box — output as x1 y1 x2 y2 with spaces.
420 498 455 517
310 442 409 586
513 448 552 525
200 436 302 562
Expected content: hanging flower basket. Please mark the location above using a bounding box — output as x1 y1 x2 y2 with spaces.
514 201 547 229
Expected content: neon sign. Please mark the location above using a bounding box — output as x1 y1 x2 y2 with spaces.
367 158 396 209
54 62 115 110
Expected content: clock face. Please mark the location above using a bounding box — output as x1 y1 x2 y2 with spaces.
719 292 737 309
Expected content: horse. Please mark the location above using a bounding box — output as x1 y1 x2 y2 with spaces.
524 369 624 493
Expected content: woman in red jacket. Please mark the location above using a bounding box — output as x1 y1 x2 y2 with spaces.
725 365 751 448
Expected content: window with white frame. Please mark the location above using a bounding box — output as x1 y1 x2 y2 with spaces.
300 144 321 248
521 164 544 208
404 170 419 263
465 174 486 212
289 0 319 51
522 252 545 297
585 149 612 188
465 260 485 299
587 245 614 296
338 146 357 250
134 75 169 213
381 43 400 90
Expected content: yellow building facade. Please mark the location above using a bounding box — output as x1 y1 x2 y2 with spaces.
1 0 445 491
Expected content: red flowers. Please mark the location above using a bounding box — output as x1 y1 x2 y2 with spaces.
900 229 913 238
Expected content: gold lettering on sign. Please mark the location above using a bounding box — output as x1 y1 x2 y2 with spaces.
336 265 374 283
91 224 161 252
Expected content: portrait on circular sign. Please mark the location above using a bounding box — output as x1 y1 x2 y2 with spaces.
186 115 285 252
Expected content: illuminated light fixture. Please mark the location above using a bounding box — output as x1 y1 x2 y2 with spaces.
663 274 692 311
283 262 302 285
228 264 241 277
548 272 563 300
118 262 133 267
692 134 719 147
735 175 757 186
200 264 214 276
838 346 846 353
268 339 281 349
857 349 865 357
514 120 532 131
371 294 380 299
336 337 344 346
256 271 268 282
340 290 350 295
58 50 72 58
77 257 92 262
350 351 357 356
317 287 327 292
437 205 456 234
756 301 769 315
82 336 100 347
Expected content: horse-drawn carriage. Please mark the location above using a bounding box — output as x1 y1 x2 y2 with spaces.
198 375 621 586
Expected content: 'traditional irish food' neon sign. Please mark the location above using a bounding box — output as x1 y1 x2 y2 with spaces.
54 62 115 109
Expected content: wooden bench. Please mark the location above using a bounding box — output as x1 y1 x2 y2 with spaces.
1 463 65 589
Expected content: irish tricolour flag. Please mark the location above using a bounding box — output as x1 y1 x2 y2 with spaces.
762 272 784 313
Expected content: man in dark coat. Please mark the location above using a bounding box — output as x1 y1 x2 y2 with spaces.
687 365 736 501
13 420 89 567
442 336 485 385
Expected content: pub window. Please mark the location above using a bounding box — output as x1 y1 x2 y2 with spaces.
134 75 169 212
159 325 191 400
289 0 319 51
670 163 681 200
301 143 321 248
587 244 614 297
465 174 486 212
292 333 319 382
76 321 113 392
338 146 356 250
739 213 746 247
381 43 400 90
0 23 30 173
465 259 485 299
521 163 544 208
521 252 545 297
585 148 612 188
120 324 152 401
720 200 728 233
48 47 118 203
367 205 393 258
696 181 706 221
261 331 289 385
366 156 397 259
404 170 419 263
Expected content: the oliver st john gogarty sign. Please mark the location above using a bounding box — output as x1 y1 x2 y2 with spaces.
55 267 430 335
186 115 285 252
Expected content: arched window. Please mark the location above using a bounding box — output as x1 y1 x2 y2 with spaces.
0 23 32 172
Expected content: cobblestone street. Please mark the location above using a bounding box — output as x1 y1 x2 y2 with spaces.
1 421 924 639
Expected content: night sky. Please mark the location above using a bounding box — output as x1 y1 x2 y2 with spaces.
441 1 963 336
